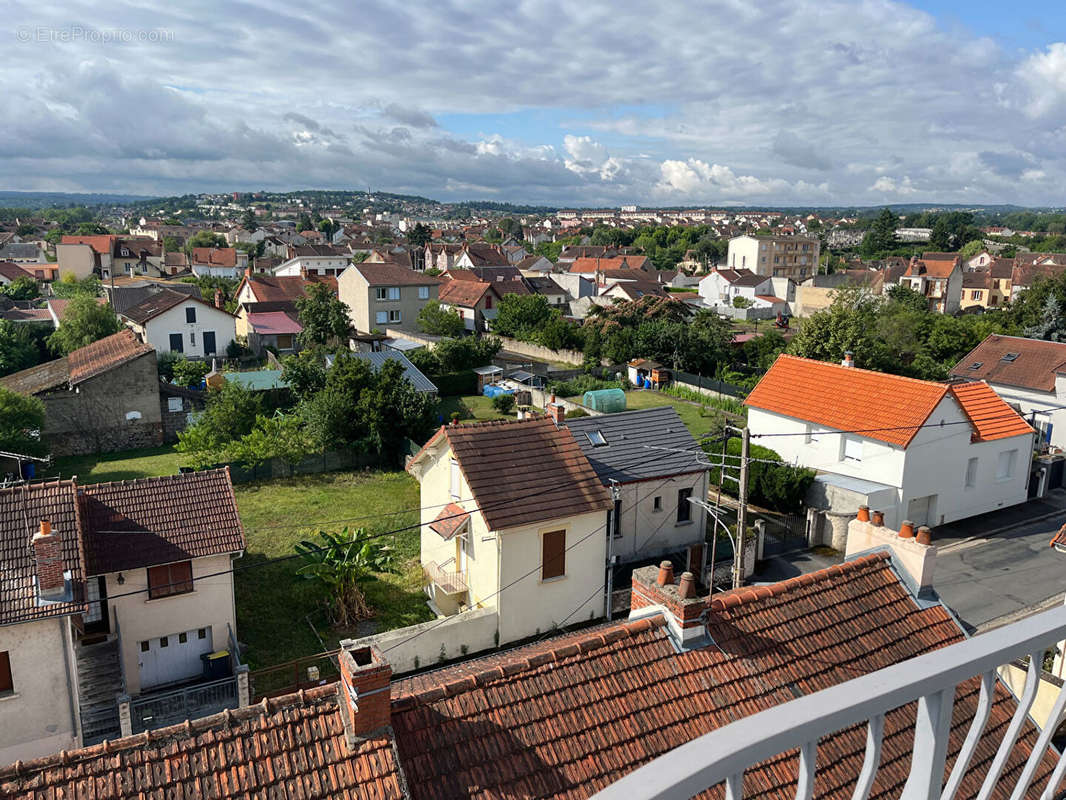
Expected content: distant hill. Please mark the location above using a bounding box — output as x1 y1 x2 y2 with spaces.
0 191 154 209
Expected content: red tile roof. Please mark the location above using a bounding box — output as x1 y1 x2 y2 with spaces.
0 261 32 282
904 257 959 279
241 274 337 304
121 287 235 324
60 234 116 255
409 417 612 531
79 468 245 575
951 334 1066 392
438 278 495 308
0 480 86 625
950 380 1035 441
428 502 470 540
67 329 154 384
569 255 650 274
191 247 237 267
351 263 441 287
0 685 403 800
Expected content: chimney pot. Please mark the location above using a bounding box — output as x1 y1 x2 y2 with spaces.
871 510 884 527
841 351 855 368
856 505 870 522
916 526 933 546
657 560 675 586
899 520 915 539
678 571 697 599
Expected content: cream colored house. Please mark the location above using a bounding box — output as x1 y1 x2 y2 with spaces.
727 234 820 280
407 415 613 644
338 262 441 334
120 288 237 358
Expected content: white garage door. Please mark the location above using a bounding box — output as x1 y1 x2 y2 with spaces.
138 627 213 690
906 495 936 528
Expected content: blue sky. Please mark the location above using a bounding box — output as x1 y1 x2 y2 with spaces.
3 0 1065 206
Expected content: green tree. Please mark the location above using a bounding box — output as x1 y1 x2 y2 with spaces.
406 222 432 249
47 296 123 355
787 286 889 370
295 527 394 625
492 393 516 415
186 231 228 250
171 358 210 387
959 239 986 260
280 349 328 400
297 213 313 233
732 295 753 309
498 218 522 239
417 301 466 337
231 412 315 471
0 387 46 457
493 294 554 339
0 320 41 377
1024 295 1066 342
177 381 262 467
432 336 502 372
1 276 39 301
241 210 258 232
51 274 102 299
859 208 898 257
162 236 181 253
295 283 351 346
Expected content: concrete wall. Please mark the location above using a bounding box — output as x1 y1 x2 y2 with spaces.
54 244 96 280
104 553 238 696
350 607 499 674
42 352 164 456
338 267 438 334
159 383 206 443
0 617 80 764
493 335 588 366
134 301 236 358
613 473 708 562
793 285 836 317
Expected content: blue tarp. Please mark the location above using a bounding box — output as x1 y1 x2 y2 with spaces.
482 384 515 399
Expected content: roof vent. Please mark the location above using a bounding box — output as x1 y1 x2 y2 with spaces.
1002 353 1020 362
968 362 983 370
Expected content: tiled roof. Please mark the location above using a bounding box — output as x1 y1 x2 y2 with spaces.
114 237 162 258
351 262 441 287
60 234 115 255
428 502 470 540
413 417 612 531
962 270 990 289
746 355 950 446
904 257 958 279
0 355 70 395
389 553 1056 799
951 334 1066 392
1011 262 1063 289
242 274 337 303
566 406 706 484
0 480 86 626
950 380 1035 441
461 243 510 267
0 307 52 323
191 247 237 267
0 261 32 281
79 468 245 575
438 278 495 307
67 329 154 385
569 256 649 273
121 288 234 324
247 310 302 335
0 685 403 800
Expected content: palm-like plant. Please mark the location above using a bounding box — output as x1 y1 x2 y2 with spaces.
294 527 393 626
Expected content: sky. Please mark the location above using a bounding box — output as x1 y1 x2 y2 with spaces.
3 0 1066 207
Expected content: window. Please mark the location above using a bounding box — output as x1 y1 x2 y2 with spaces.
160 636 168 648
139 641 149 653
542 530 566 580
1002 353 1020 362
585 430 608 447
186 307 196 323
996 449 1018 480
198 628 207 639
178 632 188 644
167 396 183 413
147 560 193 599
168 333 184 353
677 488 693 523
375 311 388 325
484 295 493 310
0 651 11 695
450 459 461 499
971 290 982 300
388 309 402 323
804 424 821 444
653 496 662 511
375 287 387 300
189 331 196 346
842 436 862 462
376 286 400 301
418 286 429 300
121 248 130 256
965 457 978 489
967 362 983 370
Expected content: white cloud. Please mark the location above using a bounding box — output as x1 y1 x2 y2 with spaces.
869 176 917 195
656 159 788 198
1016 43 1066 119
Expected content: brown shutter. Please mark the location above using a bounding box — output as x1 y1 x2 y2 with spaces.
148 561 194 599
0 651 12 694
542 530 566 580
147 565 168 599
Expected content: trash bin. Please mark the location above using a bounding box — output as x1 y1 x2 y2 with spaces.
201 650 230 680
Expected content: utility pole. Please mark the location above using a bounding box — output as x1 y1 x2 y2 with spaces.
606 480 620 621
733 426 750 590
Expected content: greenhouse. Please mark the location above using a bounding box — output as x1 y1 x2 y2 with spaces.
581 388 626 413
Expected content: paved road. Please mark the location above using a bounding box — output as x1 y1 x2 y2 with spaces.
934 517 1066 632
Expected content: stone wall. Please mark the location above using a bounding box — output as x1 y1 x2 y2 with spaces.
159 383 207 443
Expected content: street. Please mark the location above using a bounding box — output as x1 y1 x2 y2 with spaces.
933 516 1066 632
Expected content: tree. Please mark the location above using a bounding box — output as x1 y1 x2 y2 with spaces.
241 210 258 232
859 208 898 257
51 274 102 299
231 412 315 471
417 301 466 337
176 381 262 467
0 387 46 457
1024 295 1066 342
295 527 394 625
708 437 815 512
492 393 516 415
47 296 123 355
431 336 501 372
732 295 753 309
959 239 986 260
280 349 328 400
295 283 351 346
162 236 181 253
1 276 39 301
787 286 889 370
318 218 338 241
493 294 554 339
498 218 522 239
297 213 314 233
186 231 228 250
0 320 41 377
406 222 432 249
171 358 210 387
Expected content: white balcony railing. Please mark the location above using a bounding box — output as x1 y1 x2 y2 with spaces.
424 560 468 595
592 603 1066 800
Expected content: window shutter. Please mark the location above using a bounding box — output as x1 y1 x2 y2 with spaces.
0 651 12 694
542 530 566 580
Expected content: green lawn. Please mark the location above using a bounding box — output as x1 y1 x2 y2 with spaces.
565 390 724 439
233 470 432 669
437 394 508 424
46 445 184 484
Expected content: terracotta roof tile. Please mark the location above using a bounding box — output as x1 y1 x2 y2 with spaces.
191 247 237 267
950 380 1034 442
351 263 441 287
569 256 649 274
121 288 234 324
0 261 32 281
242 274 337 304
67 329 154 384
0 480 86 625
428 502 470 540
745 354 949 447
950 334 1066 392
79 468 245 575
438 278 495 307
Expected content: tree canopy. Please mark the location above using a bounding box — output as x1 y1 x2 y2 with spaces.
47 295 123 355
0 387 46 457
417 300 466 337
295 283 351 346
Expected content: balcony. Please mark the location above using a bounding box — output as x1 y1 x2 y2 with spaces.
424 560 468 594
424 560 468 616
592 603 1066 800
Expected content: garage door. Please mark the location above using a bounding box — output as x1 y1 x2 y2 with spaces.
138 627 213 690
906 495 936 527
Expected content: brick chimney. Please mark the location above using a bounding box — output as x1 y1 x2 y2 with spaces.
844 512 937 594
337 641 392 745
629 563 708 649
214 288 223 309
547 401 566 426
32 520 66 601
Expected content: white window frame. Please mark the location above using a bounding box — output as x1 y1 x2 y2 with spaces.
388 309 402 323
965 456 978 489
450 459 461 499
167 396 184 413
387 286 401 301
418 286 430 300
996 449 1018 481
842 435 862 463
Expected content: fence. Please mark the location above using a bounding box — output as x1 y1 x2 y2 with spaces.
128 676 239 734
224 448 381 483
249 649 343 702
672 371 747 399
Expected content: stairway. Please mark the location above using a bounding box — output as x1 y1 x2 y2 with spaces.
76 638 124 745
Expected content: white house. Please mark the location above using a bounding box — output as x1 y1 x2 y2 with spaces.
950 334 1066 450
272 245 352 277
406 415 613 644
698 269 792 313
120 288 237 359
745 354 1035 547
726 234 819 280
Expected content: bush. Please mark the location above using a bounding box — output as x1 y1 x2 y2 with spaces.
565 408 589 418
171 358 210 388
548 374 623 397
157 351 183 382
708 437 815 512
431 371 478 397
492 393 515 414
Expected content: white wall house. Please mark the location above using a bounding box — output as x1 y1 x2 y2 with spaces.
120 289 237 359
407 416 613 644
273 246 352 277
951 334 1066 450
746 355 1034 545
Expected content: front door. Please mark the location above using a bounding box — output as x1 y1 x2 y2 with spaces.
203 331 217 355
138 627 213 690
83 576 110 635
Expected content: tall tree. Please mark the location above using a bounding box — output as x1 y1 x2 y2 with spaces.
295 283 351 346
0 320 40 377
859 208 898 256
47 296 123 355
406 222 432 249
0 387 46 457
417 300 466 337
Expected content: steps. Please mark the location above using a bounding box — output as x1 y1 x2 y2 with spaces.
75 638 123 745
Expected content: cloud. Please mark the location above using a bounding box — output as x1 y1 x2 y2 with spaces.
562 135 621 181
656 159 788 198
1016 43 1066 119
381 104 437 128
771 131 831 171
869 175 918 195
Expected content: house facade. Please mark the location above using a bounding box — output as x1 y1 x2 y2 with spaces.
437 279 500 332
337 262 440 333
121 289 237 359
727 234 819 280
190 247 245 279
746 355 1034 545
272 245 352 277
407 417 613 644
899 254 963 313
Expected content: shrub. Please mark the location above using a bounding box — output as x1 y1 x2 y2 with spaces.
564 408 589 418
171 358 210 387
708 437 815 512
548 374 622 397
492 393 516 414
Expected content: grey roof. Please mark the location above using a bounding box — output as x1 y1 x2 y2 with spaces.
0 243 42 260
565 406 707 484
107 283 201 315
346 350 438 394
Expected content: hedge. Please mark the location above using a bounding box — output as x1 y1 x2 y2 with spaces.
431 370 478 397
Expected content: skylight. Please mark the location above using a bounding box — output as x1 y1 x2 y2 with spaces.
968 362 983 370
586 431 608 447
1002 353 1020 362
